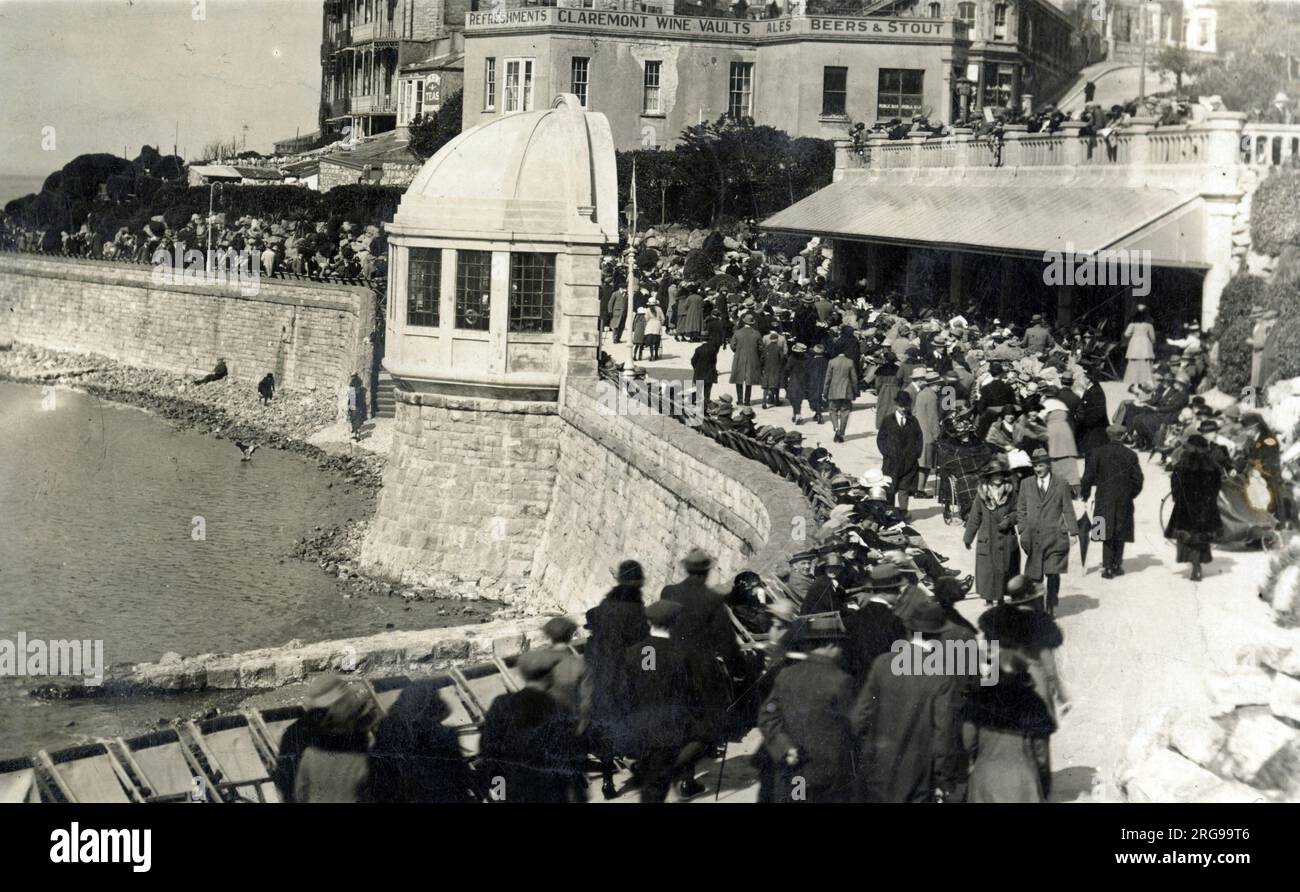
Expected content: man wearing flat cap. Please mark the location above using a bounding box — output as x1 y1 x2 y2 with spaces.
852 596 960 803
622 599 702 802
657 547 738 796
479 649 586 802
1080 424 1144 578
757 613 857 802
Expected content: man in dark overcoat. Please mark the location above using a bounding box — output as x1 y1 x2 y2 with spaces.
622 600 701 803
877 390 926 517
1016 448 1078 617
851 597 960 803
1073 364 1110 457
758 613 857 802
841 564 908 689
657 547 738 796
1080 424 1144 578
730 312 764 406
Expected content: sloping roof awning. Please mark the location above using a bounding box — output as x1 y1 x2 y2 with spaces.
760 180 1207 268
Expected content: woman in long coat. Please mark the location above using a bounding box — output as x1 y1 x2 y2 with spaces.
1041 390 1080 489
1123 307 1156 388
680 290 704 340
964 459 1021 604
874 350 901 428
1165 434 1223 581
760 328 787 409
729 316 764 399
959 654 1056 803
784 343 811 424
584 563 650 799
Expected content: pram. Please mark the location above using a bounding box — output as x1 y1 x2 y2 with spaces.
935 436 993 525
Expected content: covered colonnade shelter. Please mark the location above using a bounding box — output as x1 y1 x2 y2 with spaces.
761 111 1250 335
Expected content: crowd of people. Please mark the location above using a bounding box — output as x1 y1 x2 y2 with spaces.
0 213 387 282
264 234 1296 805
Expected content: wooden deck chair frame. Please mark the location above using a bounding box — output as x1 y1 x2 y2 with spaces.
448 667 488 725
245 705 306 761
183 716 277 803
112 730 219 803
37 743 142 803
0 755 49 803
491 655 521 693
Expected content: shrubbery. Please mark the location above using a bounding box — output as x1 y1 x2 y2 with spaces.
1251 169 1300 257
1214 273 1268 394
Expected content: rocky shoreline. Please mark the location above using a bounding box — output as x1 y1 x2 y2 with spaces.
0 342 509 631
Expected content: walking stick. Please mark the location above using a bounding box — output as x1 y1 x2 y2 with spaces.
714 739 729 802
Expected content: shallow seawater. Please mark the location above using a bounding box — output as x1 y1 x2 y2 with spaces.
0 381 449 754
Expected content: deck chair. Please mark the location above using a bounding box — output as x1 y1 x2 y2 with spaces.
185 714 279 803
0 756 44 803
367 676 413 714
113 729 216 803
462 662 513 713
490 655 522 693
246 705 306 760
36 742 140 803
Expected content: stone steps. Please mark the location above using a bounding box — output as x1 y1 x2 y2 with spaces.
373 369 396 418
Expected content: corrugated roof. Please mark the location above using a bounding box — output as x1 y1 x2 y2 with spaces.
321 130 422 169
761 179 1200 261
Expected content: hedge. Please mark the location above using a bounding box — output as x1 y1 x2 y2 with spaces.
1251 169 1300 257
1213 273 1268 394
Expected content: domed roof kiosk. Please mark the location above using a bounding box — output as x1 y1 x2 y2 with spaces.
382 94 618 402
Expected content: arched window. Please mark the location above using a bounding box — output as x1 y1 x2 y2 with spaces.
928 2 941 18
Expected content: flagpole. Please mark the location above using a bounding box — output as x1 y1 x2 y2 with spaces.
627 156 638 299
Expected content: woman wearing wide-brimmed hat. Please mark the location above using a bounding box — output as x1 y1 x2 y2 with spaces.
1123 304 1156 388
873 349 902 429
963 455 1021 604
583 560 650 798
1165 434 1223 581
959 651 1056 803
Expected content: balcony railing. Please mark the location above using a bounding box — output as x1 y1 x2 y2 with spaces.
837 113 1250 175
1242 123 1300 168
350 94 397 115
351 21 398 44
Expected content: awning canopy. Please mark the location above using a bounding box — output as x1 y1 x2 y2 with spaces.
761 179 1207 268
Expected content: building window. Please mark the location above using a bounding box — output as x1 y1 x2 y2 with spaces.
727 62 754 120
877 69 925 121
982 62 1015 108
822 66 847 117
407 248 441 327
455 250 493 331
509 253 555 334
993 3 1008 40
484 58 496 111
1199 19 1211 47
571 57 590 107
957 1 974 30
503 58 534 114
928 2 941 18
413 81 424 120
643 60 662 114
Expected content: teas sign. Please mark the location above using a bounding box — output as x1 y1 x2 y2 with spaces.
425 73 442 112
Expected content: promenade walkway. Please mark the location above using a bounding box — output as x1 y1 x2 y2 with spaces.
600 332 1274 803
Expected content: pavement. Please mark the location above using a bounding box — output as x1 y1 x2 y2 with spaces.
598 330 1277 802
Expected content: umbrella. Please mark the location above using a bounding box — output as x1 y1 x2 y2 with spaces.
1077 498 1094 566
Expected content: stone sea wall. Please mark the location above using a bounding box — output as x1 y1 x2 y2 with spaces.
359 388 563 595
0 253 374 392
360 377 813 614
